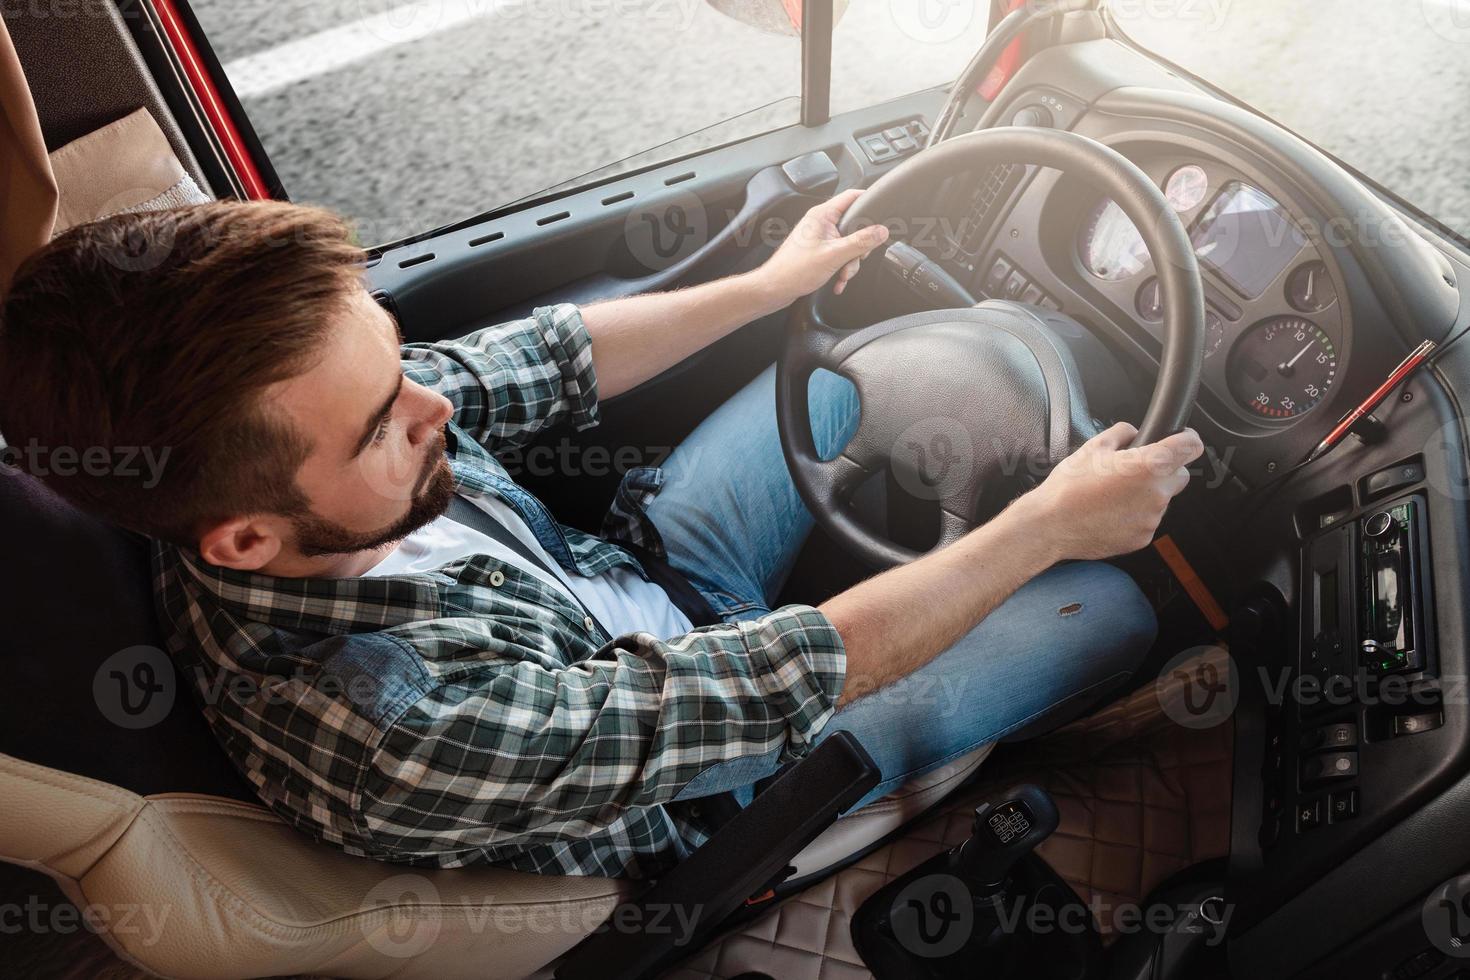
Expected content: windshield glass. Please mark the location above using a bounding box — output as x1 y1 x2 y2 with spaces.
1110 0 1470 241
196 0 804 245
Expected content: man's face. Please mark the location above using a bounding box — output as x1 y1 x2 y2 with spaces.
268 286 456 559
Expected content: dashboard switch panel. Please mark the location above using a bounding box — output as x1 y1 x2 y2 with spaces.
856 118 926 165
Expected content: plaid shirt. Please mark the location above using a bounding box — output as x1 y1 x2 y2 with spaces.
153 305 846 879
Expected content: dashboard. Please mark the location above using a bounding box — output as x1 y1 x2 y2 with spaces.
876 69 1460 490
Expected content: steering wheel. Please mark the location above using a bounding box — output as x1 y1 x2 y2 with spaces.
777 127 1206 569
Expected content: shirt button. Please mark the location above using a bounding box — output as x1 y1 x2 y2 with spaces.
489 570 505 587
583 616 596 632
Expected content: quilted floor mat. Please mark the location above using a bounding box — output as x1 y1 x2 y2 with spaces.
664 647 1234 980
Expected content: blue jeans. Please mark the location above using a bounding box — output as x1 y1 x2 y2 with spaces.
647 365 1157 812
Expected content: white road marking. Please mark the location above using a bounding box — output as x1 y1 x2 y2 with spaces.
221 0 530 100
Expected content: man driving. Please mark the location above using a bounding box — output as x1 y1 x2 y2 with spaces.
0 192 1201 878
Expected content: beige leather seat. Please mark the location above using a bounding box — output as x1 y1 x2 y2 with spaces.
0 745 990 979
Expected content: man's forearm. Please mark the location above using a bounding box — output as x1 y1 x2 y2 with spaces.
820 495 1063 708
582 271 786 399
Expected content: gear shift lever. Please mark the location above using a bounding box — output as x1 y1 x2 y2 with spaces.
852 783 1096 978
949 784 1060 896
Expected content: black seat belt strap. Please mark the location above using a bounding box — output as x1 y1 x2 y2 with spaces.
444 495 610 637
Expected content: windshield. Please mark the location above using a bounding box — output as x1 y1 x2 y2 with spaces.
1109 0 1470 241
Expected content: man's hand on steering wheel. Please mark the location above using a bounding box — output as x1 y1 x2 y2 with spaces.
758 189 890 302
1019 422 1205 563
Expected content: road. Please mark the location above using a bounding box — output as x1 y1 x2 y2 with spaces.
189 0 1470 245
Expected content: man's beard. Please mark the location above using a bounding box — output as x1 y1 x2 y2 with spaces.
291 439 456 559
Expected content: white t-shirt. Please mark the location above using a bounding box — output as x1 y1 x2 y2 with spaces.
366 493 693 641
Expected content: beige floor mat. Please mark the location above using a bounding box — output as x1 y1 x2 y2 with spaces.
664 648 1234 980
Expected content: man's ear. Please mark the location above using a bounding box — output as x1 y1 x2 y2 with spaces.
198 517 284 571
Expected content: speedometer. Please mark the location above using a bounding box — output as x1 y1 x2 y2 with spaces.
1227 316 1338 420
1078 199 1148 280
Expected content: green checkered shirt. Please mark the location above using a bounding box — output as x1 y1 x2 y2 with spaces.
153 304 846 879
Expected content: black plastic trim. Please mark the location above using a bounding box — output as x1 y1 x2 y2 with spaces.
800 0 832 127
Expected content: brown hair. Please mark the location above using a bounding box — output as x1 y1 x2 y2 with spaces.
0 201 366 545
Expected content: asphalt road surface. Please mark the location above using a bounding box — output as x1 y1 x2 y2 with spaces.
190 0 1470 245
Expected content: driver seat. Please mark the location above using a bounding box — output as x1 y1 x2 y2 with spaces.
0 469 991 979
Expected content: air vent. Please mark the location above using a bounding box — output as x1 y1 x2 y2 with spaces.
469 231 504 247
959 164 1022 256
398 252 435 269
537 211 571 226
664 171 695 186
601 190 634 206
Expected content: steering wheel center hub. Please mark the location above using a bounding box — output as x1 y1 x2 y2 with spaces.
833 302 1098 520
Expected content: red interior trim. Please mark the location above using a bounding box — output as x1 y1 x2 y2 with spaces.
979 0 1028 101
151 0 270 200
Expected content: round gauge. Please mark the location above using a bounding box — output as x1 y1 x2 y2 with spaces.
1079 199 1147 280
1165 165 1209 212
1136 277 1162 321
1227 316 1338 420
1286 261 1336 313
1204 310 1225 358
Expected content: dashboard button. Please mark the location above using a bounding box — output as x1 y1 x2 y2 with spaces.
1393 712 1441 737
1327 788 1359 823
890 135 918 154
983 256 1012 296
1362 460 1424 500
882 126 908 141
1003 270 1029 301
1302 751 1358 785
1302 722 1358 752
860 134 895 163
1021 284 1045 305
1296 798 1322 832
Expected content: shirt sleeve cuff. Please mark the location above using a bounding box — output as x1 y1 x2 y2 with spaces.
731 604 847 760
531 303 600 431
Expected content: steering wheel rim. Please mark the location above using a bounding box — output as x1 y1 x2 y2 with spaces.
777 127 1205 569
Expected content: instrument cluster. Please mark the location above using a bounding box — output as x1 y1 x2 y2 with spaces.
1074 162 1346 425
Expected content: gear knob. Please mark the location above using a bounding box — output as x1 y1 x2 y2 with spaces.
949 784 1060 894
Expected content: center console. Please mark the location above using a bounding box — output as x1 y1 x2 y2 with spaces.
1234 458 1454 935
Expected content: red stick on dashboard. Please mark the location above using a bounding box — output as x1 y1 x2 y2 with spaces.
1303 340 1436 463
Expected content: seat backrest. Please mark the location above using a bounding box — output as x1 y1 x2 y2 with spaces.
0 467 632 979
0 467 254 800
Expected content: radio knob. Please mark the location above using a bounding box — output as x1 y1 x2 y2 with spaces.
1364 511 1395 539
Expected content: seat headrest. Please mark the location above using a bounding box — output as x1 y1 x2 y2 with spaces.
0 468 253 801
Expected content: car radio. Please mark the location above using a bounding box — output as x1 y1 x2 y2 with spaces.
1357 499 1426 674
1303 494 1432 687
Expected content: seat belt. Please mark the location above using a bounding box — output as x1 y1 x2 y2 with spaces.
444 495 611 637
443 495 722 634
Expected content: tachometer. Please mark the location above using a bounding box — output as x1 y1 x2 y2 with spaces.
1227 316 1338 420
1079 199 1148 280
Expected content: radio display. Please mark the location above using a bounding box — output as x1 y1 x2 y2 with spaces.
1190 182 1306 298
